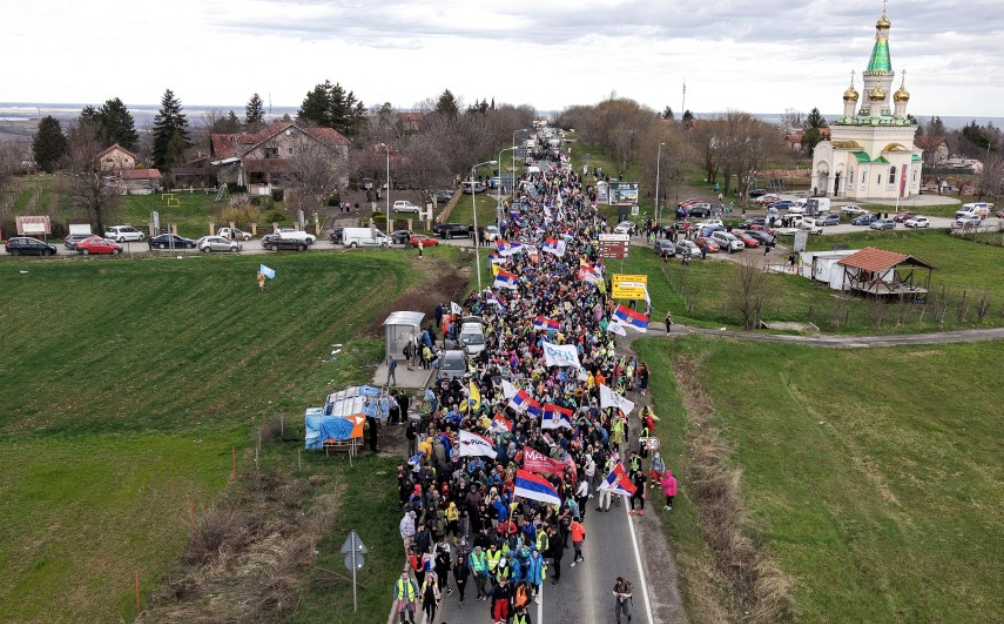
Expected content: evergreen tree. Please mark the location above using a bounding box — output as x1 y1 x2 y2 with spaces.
93 98 139 150
32 116 67 173
298 81 334 128
435 89 460 118
806 107 828 129
662 106 674 120
245 93 265 128
802 127 824 153
297 80 366 136
682 110 695 129
151 89 191 170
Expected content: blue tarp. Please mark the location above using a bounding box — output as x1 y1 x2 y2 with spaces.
305 409 358 450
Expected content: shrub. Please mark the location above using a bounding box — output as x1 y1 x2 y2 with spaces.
262 209 287 225
270 188 284 202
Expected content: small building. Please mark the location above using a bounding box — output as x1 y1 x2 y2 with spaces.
800 249 859 290
96 144 138 172
382 311 425 360
837 247 935 297
117 169 162 195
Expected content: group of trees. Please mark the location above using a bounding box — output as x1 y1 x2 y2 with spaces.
297 80 367 137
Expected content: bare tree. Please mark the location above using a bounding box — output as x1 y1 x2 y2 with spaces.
284 138 345 213
61 123 120 234
637 124 695 215
730 257 772 329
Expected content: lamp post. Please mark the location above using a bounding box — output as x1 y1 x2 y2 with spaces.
654 142 665 222
471 159 498 291
512 128 527 203
380 143 391 234
497 146 517 227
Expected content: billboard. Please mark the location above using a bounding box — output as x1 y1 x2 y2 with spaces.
609 182 639 206
16 216 51 236
612 274 648 299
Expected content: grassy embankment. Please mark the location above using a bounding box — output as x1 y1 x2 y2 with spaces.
0 250 414 623
634 336 1004 624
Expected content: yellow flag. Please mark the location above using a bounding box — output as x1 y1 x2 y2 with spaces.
469 380 481 412
492 263 501 277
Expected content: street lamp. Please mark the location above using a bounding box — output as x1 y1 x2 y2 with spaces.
497 146 517 227
512 128 527 202
471 159 498 291
654 142 665 222
380 143 391 234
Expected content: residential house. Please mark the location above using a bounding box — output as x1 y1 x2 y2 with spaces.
210 121 350 195
97 144 138 172
117 169 162 195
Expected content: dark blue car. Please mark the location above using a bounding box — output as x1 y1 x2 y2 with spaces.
851 214 879 226
773 200 795 210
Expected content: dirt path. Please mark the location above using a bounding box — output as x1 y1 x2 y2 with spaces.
640 323 1004 348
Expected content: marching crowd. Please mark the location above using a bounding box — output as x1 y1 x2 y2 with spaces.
392 145 679 624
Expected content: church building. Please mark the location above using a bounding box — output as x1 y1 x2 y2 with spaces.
811 3 922 201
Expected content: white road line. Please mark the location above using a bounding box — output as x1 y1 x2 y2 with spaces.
624 504 656 624
538 581 544 624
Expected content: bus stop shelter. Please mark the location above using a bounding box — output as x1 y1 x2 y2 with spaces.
382 311 425 360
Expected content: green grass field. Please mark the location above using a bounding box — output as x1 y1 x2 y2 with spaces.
634 336 1004 624
0 252 410 623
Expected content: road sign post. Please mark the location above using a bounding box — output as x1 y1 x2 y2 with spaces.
340 530 368 612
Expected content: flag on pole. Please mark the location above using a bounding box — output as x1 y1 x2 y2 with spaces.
599 383 636 416
534 317 561 332
459 430 497 459
495 241 524 256
259 264 276 280
514 469 562 506
540 237 566 257
614 305 649 332
522 447 565 475
489 414 513 434
451 301 463 315
485 291 506 313
525 397 543 418
542 403 574 429
502 379 519 400
493 270 519 290
468 380 481 412
577 265 602 285
598 462 637 497
509 388 531 413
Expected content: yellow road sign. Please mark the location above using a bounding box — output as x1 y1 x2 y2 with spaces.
612 274 648 300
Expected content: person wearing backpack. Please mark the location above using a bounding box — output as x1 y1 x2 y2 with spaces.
613 576 634 624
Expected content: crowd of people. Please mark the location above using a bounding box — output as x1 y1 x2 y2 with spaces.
391 141 679 624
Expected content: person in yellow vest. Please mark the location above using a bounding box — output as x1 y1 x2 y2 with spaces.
393 570 419 624
486 542 503 585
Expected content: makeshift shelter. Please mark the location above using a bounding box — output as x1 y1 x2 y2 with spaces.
837 247 935 297
304 385 389 455
801 249 859 290
383 311 425 360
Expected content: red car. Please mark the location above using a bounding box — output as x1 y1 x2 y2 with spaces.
892 211 917 223
76 236 123 255
734 231 759 248
680 198 704 208
695 236 721 253
996 209 1004 219
408 234 439 248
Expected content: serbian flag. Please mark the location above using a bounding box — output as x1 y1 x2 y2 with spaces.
542 403 574 429
485 291 506 312
540 237 566 257
514 469 562 506
614 305 649 332
509 389 531 413
598 462 637 497
577 265 602 285
525 397 543 419
534 317 560 332
489 414 513 435
522 447 565 475
494 270 519 290
496 240 524 256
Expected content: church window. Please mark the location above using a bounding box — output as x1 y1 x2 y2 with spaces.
889 166 896 184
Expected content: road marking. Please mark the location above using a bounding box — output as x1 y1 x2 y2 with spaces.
624 503 656 624
538 580 544 624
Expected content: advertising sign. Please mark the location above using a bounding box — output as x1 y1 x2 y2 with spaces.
608 182 639 205
598 233 630 259
793 230 809 253
15 216 51 236
612 274 648 300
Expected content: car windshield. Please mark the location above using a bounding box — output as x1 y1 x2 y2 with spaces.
460 333 484 345
442 357 465 371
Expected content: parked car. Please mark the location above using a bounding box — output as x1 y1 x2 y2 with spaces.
748 189 767 198
852 214 879 226
613 221 636 235
733 231 759 248
892 211 916 223
996 209 1004 219
819 214 841 226
687 204 711 218
461 181 486 194
675 240 702 258
197 236 241 252
76 236 123 255
433 222 470 239
64 233 92 250
388 229 411 245
694 236 721 253
870 219 897 231
955 214 983 227
217 227 253 241
841 204 869 216
710 231 745 253
436 350 468 379
392 200 421 214
5 236 57 256
434 189 455 204
653 239 677 256
456 323 487 358
742 229 775 246
904 216 930 229
696 218 724 229
105 225 146 242
756 194 781 205
408 234 439 248
483 225 501 242
773 200 795 210
149 233 197 249
276 228 316 245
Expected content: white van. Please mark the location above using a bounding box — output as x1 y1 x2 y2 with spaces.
805 198 831 216
956 202 993 219
342 227 390 248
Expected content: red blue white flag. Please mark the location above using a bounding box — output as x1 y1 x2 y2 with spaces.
534 316 560 332
514 469 562 506
493 270 519 290
614 304 649 332
542 403 574 429
598 462 637 497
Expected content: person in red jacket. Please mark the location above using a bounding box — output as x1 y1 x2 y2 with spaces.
661 469 678 510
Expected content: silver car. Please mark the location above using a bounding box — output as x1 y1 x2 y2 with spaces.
437 350 468 379
197 236 242 253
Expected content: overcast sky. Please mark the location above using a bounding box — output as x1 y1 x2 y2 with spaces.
2 0 1002 118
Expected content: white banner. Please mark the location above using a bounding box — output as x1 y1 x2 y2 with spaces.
543 341 581 369
607 320 627 336
599 383 636 416
451 301 463 315
502 380 519 400
458 430 498 459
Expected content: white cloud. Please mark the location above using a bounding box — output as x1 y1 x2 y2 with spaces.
1 0 1003 118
